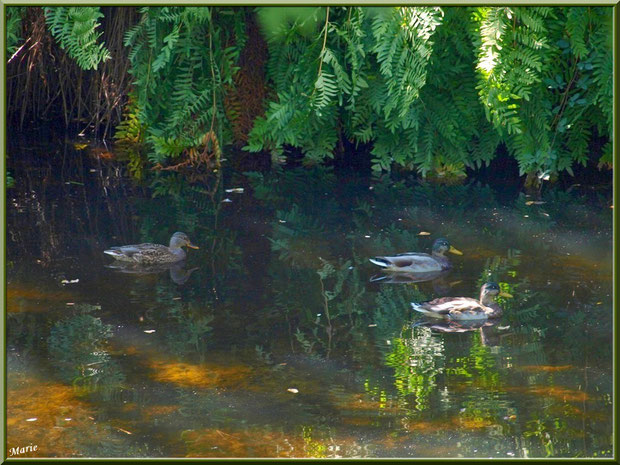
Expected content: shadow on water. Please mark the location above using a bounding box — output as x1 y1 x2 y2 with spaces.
6 137 613 458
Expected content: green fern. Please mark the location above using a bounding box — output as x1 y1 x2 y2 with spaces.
44 7 111 70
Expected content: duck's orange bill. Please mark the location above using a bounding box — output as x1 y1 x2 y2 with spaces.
448 245 463 256
187 243 200 249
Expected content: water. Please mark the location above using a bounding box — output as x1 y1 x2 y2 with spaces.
6 137 613 458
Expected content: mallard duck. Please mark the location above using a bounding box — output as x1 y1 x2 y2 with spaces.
104 232 199 265
411 282 512 320
369 238 463 273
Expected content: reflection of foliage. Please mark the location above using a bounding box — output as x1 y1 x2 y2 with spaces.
385 326 444 411
524 418 557 457
115 93 146 180
47 305 125 396
164 303 214 358
270 205 329 268
246 166 340 213
302 426 328 458
373 284 425 346
284 257 368 357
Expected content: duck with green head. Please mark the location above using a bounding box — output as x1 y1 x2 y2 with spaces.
411 282 512 320
104 232 199 265
369 237 463 273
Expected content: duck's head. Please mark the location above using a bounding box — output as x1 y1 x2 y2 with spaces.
170 232 199 250
479 282 512 304
432 238 463 256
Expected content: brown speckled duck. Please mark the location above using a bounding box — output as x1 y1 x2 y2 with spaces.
104 232 198 265
411 282 512 320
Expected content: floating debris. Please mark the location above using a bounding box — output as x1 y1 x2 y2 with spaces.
368 324 377 327
143 330 156 334
225 188 244 194
221 198 233 203
61 279 79 285
116 427 133 435
418 231 431 236
66 302 75 306
287 388 299 394
25 418 37 422
525 201 546 205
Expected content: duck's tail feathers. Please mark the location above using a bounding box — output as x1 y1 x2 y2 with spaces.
411 302 433 315
369 274 390 283
104 249 126 259
369 257 392 268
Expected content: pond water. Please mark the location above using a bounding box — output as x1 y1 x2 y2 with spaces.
6 136 613 458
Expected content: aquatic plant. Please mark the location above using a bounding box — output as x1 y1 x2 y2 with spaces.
47 306 125 396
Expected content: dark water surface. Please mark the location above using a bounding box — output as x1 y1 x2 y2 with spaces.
6 137 613 458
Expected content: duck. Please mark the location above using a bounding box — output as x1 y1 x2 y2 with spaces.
411 282 512 320
369 238 463 273
104 232 199 265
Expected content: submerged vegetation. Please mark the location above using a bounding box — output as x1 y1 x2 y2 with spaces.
6 6 613 185
6 140 612 456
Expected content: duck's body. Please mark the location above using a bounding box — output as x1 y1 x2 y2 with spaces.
411 282 510 321
370 238 462 273
104 232 198 265
369 269 445 283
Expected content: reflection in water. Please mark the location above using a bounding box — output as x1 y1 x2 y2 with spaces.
412 318 504 349
105 261 199 285
6 139 613 458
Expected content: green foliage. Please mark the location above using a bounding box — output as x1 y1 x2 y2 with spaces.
472 7 612 175
123 6 245 163
44 7 111 70
246 6 611 177
31 6 612 178
7 172 15 188
6 7 25 60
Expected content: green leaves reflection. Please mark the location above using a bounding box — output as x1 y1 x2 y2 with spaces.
245 166 610 457
47 304 125 397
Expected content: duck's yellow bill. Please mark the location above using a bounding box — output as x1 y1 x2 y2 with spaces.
499 291 513 298
448 245 463 256
187 243 200 249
